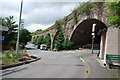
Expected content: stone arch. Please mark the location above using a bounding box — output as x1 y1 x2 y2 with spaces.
70 18 107 49
52 30 59 49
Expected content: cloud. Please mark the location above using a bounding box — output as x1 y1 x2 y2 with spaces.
25 24 52 32
0 1 84 32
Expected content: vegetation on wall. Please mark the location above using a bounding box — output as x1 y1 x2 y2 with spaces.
80 2 93 16
54 19 67 29
32 29 42 35
72 9 78 24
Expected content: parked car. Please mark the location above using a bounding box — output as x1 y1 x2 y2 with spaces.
40 44 47 50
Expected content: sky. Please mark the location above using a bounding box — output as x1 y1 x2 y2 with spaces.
0 0 89 32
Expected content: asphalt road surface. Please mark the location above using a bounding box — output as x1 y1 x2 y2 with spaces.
2 47 94 78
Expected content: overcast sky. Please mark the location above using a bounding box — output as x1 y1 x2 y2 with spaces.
0 0 89 32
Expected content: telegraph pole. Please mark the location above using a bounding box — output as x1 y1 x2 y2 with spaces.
16 0 23 53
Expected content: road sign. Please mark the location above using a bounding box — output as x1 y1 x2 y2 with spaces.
20 19 24 29
0 36 4 40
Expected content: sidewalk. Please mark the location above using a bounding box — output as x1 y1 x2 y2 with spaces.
81 53 119 78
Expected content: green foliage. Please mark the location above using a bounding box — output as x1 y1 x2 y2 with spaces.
62 39 73 50
106 1 120 28
32 29 42 35
93 2 104 9
63 17 67 25
1 16 18 45
55 20 62 29
33 35 45 48
54 30 64 51
19 29 32 47
44 34 51 49
33 37 38 45
72 8 78 23
80 2 93 16
37 35 44 45
9 40 16 46
55 19 67 29
1 51 22 65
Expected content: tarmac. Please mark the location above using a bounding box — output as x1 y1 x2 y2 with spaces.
81 52 119 79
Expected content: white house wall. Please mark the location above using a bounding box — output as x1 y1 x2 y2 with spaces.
105 27 119 55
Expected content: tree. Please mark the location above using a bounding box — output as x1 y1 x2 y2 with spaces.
106 1 120 28
62 39 73 50
44 34 51 49
33 37 38 45
19 29 31 47
54 30 64 51
34 35 44 49
1 16 18 45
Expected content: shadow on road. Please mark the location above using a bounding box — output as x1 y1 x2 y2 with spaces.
2 67 28 76
26 48 37 50
37 64 84 67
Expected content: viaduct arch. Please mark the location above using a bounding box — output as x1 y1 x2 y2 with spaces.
69 18 107 49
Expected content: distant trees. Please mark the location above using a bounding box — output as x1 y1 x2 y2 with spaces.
32 36 43 48
33 34 51 49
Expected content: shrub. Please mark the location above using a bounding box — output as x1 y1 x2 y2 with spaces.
62 39 73 50
44 34 51 49
54 30 64 51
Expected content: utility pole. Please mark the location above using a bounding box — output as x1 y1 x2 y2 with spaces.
91 24 96 53
16 0 23 53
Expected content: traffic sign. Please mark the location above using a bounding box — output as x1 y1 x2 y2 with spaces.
0 36 4 40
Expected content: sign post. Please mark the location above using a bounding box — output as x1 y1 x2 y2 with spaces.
91 24 96 53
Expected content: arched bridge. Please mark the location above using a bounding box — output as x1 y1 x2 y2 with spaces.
32 9 108 49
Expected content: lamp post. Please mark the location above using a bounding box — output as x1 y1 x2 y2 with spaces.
91 24 96 53
16 0 23 53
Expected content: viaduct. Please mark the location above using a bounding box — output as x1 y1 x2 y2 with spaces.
32 5 107 50
31 2 119 65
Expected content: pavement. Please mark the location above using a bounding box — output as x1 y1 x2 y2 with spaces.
81 53 119 78
1 43 119 79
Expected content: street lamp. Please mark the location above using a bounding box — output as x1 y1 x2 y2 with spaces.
91 23 96 53
16 0 23 53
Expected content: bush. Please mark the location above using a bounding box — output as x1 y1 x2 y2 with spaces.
62 40 73 50
9 40 16 46
2 51 22 65
54 30 64 51
44 34 51 49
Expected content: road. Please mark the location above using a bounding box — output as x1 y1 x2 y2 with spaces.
2 47 94 78
2 44 117 79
